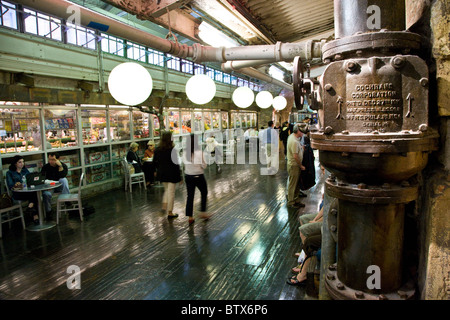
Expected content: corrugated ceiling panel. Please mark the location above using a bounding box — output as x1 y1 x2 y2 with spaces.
243 0 334 42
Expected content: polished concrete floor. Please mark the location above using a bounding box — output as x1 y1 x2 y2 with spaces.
0 149 324 300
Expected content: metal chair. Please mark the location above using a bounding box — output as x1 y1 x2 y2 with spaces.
121 159 146 192
0 200 25 238
56 173 85 224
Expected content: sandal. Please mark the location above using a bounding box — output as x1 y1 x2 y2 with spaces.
188 218 195 225
292 265 302 273
286 275 307 286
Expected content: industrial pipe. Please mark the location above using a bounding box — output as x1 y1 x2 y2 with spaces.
14 0 324 91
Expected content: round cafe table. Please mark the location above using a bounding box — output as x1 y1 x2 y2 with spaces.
14 182 61 231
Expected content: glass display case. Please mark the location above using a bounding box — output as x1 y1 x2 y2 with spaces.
181 111 192 134
0 107 42 154
167 110 180 135
81 108 108 145
212 112 220 130
85 163 111 185
193 111 203 133
44 108 78 149
203 112 212 131
222 112 229 129
84 145 111 185
132 110 150 139
109 109 130 142
152 114 160 137
111 142 128 179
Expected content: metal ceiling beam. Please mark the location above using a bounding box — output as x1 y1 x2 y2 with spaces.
102 0 201 42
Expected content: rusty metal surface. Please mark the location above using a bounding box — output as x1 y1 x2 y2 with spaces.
319 151 430 184
311 130 439 154
322 31 422 62
325 178 419 203
320 55 430 135
334 0 406 39
325 264 416 300
337 200 405 292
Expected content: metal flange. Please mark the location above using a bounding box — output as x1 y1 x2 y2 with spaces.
325 263 415 300
325 178 418 204
322 31 422 61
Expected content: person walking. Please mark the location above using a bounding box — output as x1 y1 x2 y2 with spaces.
183 134 211 225
153 131 182 218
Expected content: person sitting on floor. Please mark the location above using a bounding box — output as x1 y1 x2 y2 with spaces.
41 152 70 220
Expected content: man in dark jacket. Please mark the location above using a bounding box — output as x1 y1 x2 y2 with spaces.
41 152 70 219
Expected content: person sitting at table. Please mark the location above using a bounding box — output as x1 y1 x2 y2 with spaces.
126 142 143 173
142 141 156 186
5 155 39 225
41 152 70 220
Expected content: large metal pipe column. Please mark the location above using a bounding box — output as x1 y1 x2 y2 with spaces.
308 0 439 300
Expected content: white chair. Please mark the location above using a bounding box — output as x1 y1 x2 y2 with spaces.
56 172 85 224
121 159 146 192
0 201 25 238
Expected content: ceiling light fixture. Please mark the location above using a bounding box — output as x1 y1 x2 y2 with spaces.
273 96 287 111
186 74 216 105
232 86 254 108
108 62 153 106
255 91 273 109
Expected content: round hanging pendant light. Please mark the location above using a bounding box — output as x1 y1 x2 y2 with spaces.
255 91 273 109
108 62 153 106
186 74 216 105
232 86 254 108
273 96 287 111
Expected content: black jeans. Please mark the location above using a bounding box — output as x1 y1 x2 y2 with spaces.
185 174 208 217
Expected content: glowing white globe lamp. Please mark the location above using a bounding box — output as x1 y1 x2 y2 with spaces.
186 74 216 105
232 86 254 108
108 62 153 106
273 95 287 111
255 91 273 109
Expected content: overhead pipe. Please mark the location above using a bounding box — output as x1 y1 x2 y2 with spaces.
14 0 325 91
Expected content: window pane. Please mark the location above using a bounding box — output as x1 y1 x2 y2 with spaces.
109 110 130 141
81 109 107 145
37 14 50 37
24 9 37 35
132 110 150 139
86 30 96 49
44 109 78 149
1 1 17 29
66 23 77 45
50 18 62 40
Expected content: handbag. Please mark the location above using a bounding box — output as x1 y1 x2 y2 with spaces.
0 193 13 209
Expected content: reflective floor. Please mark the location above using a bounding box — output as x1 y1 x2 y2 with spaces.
0 150 324 300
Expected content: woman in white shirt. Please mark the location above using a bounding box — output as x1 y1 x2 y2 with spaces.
183 134 211 225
